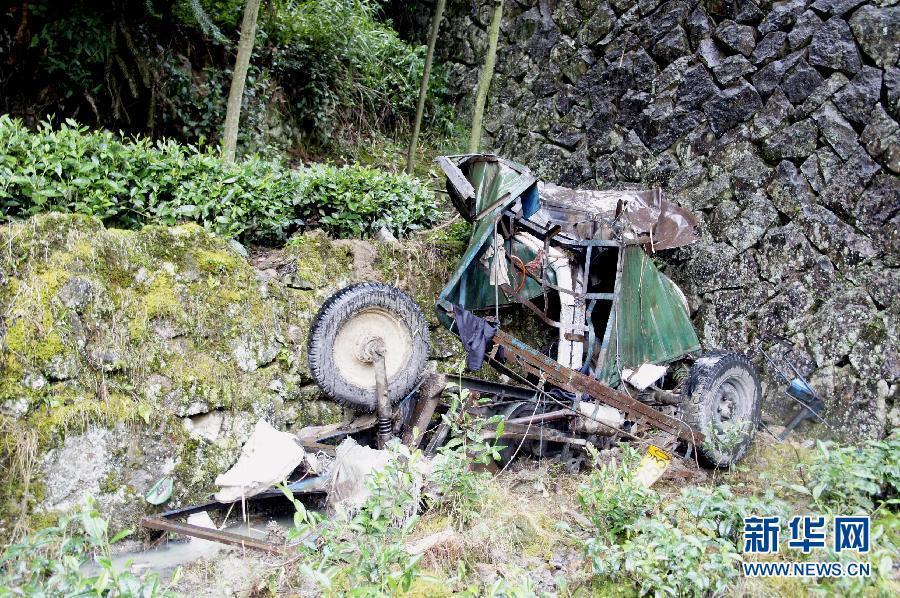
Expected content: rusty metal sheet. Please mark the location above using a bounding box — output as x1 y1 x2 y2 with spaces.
534 183 697 249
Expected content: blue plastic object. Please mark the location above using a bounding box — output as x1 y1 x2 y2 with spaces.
786 378 817 405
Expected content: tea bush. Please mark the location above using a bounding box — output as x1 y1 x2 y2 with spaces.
581 483 786 597
0 116 438 242
794 433 900 513
0 501 173 596
579 435 900 597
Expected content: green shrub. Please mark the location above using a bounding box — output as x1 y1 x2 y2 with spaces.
14 1 453 158
577 445 658 541
284 442 424 596
793 432 899 513
267 0 453 142
0 116 438 242
0 501 173 596
428 383 504 529
579 465 790 596
672 485 790 543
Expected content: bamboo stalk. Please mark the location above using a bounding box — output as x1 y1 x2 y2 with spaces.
406 0 447 175
222 0 261 163
468 0 504 154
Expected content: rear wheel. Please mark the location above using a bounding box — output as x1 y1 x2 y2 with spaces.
307 283 429 412
680 351 761 467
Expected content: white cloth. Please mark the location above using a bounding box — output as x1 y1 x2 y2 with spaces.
214 419 305 503
327 438 393 519
481 233 512 287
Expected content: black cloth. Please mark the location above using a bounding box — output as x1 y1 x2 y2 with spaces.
453 305 499 371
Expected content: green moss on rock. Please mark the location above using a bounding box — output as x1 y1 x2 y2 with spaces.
0 216 367 538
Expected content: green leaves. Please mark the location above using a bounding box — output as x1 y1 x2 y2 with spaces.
791 431 900 513
284 443 426 596
0 115 437 243
0 501 171 596
266 0 453 140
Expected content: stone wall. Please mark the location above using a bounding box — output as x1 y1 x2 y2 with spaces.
434 0 898 438
0 214 466 536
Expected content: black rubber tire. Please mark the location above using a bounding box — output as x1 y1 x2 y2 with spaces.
307 282 430 412
680 351 762 468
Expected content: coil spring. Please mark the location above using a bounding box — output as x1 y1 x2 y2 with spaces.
671 363 690 387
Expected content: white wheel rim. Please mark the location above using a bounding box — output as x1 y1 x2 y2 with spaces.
332 307 413 389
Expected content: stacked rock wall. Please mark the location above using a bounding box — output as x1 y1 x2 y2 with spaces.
435 0 898 438
0 214 466 535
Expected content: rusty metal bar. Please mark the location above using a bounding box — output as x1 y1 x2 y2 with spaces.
492 329 703 445
504 409 570 426
141 517 284 554
402 373 446 448
481 422 587 446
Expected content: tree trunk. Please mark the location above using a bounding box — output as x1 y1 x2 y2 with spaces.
221 0 262 163
468 0 503 154
405 0 446 175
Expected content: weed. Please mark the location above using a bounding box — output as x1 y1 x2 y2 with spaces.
578 433 900 597
0 500 175 596
702 419 753 463
429 382 504 529
283 442 424 596
577 445 657 541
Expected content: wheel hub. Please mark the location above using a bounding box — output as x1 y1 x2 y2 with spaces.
712 371 753 431
332 307 413 389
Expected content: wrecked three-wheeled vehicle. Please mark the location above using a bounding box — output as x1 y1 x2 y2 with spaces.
304 153 762 469
141 154 764 550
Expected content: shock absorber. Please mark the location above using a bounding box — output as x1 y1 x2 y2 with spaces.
359 336 393 449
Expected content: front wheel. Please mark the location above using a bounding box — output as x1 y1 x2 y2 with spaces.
680 351 761 468
307 283 430 412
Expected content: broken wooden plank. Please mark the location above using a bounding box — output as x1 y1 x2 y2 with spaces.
141 517 284 554
298 415 376 444
436 156 475 200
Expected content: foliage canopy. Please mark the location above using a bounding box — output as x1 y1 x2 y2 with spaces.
2 0 452 158
0 116 438 242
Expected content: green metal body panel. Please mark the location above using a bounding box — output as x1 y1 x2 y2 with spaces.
469 160 518 214
438 155 701 387
597 246 701 384
439 159 545 311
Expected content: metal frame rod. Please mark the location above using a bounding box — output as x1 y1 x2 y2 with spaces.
374 351 392 449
